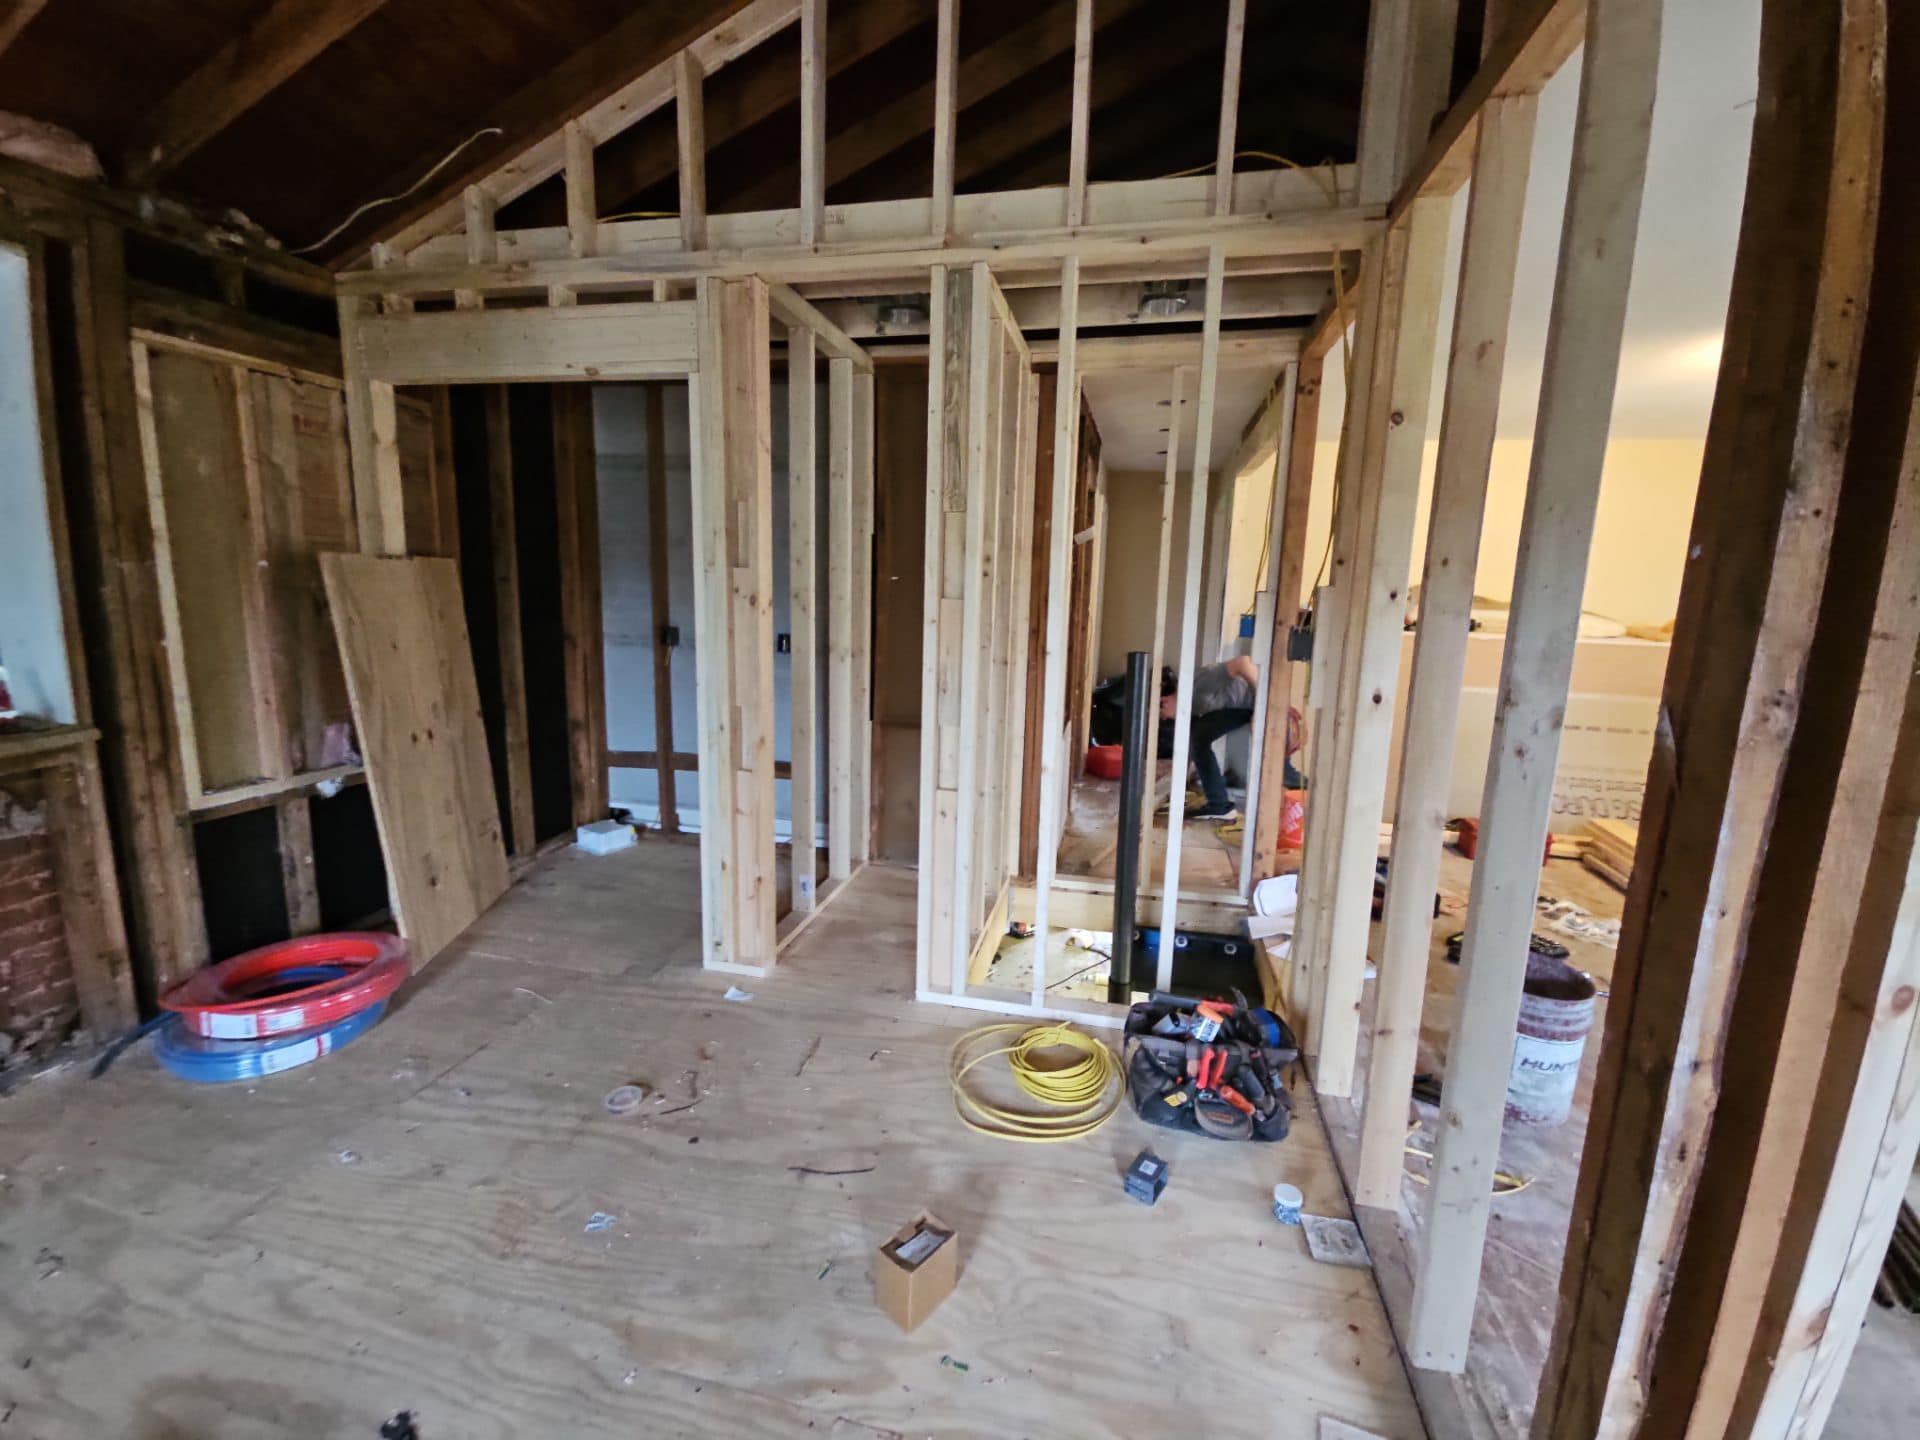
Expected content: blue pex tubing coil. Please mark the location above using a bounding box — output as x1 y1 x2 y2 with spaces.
161 932 409 1039
155 999 388 1083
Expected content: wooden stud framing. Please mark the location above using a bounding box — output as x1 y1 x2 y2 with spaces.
277 794 321 936
1536 0 1883 1423
788 326 820 908
485 387 536 858
827 355 856 881
947 268 998 990
1140 366 1187 888
919 263 1031 1001
930 0 959 236
1235 366 1299 897
1747 657 1920 1438
1065 0 1093 227
1153 245 1227 991
458 186 495 311
1391 0 1587 217
1409 0 1663 1372
353 301 699 387
351 175 1370 300
553 385 606 826
72 221 209 997
337 296 406 556
676 49 709 253
1312 197 1449 1101
645 383 680 832
1026 257 1081 1000
850 366 876 865
1003 368 1042 877
1212 0 1247 216
690 277 776 973
378 0 801 257
564 120 598 259
767 283 873 370
1291 233 1387 1053
800 0 827 247
1357 86 1539 1207
1250 353 1322 879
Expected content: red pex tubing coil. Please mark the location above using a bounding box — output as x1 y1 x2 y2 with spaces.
162 932 410 1039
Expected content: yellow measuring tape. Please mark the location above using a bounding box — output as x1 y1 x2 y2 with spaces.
948 1023 1124 1143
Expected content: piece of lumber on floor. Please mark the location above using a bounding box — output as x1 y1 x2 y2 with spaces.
320 554 509 965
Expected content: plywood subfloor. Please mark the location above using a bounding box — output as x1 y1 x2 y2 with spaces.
1322 852 1627 1439
0 840 1426 1439
1057 771 1243 891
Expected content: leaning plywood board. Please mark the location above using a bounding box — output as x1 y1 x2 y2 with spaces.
320 554 509 964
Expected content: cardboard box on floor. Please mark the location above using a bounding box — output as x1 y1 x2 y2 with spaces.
875 1211 957 1331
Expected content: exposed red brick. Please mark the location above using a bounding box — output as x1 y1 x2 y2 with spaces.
0 819 78 1062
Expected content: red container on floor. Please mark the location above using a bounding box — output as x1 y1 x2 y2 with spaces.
1085 744 1123 779
1450 817 1553 864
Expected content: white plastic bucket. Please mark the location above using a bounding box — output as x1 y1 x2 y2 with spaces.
1506 957 1596 1126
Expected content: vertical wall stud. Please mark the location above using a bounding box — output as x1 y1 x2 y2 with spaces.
788 327 820 909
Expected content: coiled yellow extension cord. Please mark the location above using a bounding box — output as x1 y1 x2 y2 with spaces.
948 1022 1124 1142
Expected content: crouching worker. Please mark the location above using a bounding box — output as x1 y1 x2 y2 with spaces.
1160 655 1258 822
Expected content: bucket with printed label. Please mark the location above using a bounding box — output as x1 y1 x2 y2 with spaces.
1506 954 1596 1126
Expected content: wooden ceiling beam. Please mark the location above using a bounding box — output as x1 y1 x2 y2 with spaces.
0 0 47 60
123 0 394 183
324 0 758 263
579 0 934 225
727 0 1152 214
945 8 1228 194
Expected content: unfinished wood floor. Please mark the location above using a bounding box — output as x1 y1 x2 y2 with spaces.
1 839 1424 1439
1057 771 1244 890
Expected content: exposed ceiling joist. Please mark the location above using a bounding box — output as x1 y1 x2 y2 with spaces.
0 0 47 60
572 0 935 226
380 0 797 259
124 0 392 183
727 0 1151 213
945 4 1224 193
809 274 1330 339
793 252 1345 300
327 0 758 262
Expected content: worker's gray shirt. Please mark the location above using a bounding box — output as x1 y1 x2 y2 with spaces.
1190 662 1254 716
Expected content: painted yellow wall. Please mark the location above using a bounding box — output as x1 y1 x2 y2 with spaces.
1297 434 1702 629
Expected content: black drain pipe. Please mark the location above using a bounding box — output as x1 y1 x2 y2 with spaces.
1109 650 1153 1004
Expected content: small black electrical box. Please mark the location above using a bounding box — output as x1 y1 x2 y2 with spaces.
1123 1149 1170 1206
660 624 681 649
776 632 792 654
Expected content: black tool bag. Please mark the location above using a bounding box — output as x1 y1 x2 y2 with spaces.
1122 992 1296 1142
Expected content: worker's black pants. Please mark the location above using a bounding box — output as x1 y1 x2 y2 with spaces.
1189 706 1254 808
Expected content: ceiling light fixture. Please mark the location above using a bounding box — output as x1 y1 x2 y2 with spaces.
873 293 931 328
1139 281 1191 318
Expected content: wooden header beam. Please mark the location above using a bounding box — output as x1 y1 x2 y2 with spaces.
351 301 699 385
1391 0 1586 217
766 281 872 370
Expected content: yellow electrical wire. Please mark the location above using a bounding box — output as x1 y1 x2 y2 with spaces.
948 1022 1124 1142
1403 1125 1533 1196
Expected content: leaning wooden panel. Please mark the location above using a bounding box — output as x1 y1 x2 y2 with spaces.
319 554 509 965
